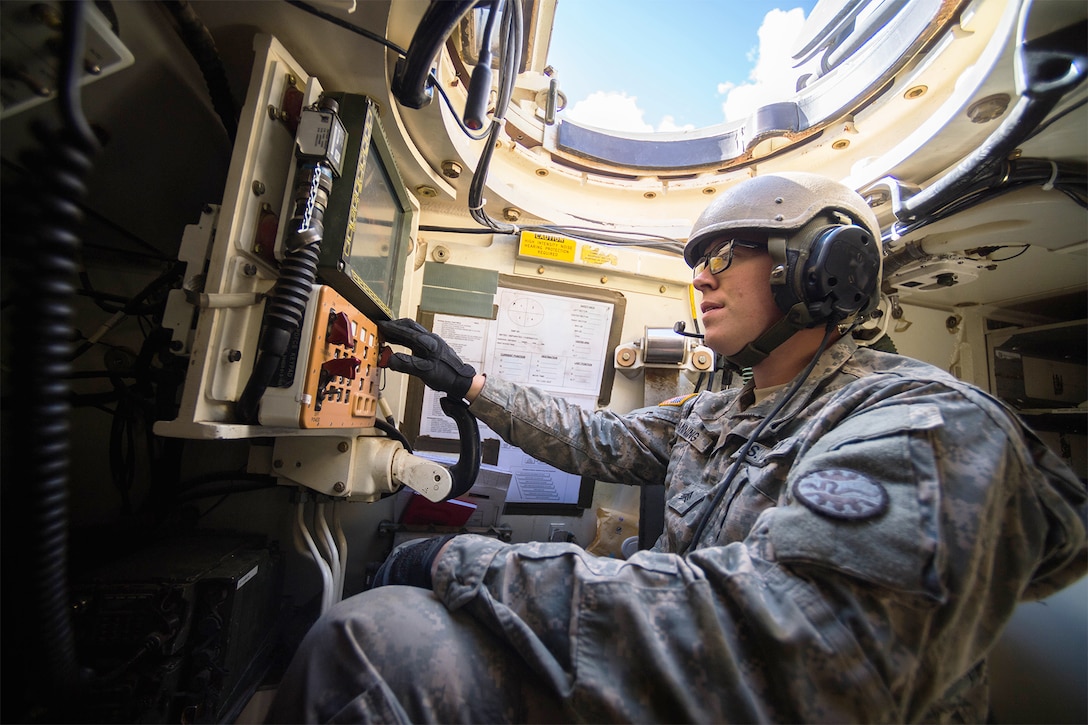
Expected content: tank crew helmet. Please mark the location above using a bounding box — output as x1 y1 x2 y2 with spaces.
685 172 883 370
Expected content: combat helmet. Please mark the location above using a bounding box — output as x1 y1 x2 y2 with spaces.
685 172 883 369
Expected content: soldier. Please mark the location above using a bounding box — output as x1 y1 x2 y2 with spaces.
269 173 1086 723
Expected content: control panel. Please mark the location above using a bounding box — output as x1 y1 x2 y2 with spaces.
260 285 380 429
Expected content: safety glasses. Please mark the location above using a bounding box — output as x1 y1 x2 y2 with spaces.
692 239 765 277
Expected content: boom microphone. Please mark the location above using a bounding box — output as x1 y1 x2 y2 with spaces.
673 321 704 339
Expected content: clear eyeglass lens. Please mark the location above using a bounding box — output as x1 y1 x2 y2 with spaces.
695 240 735 277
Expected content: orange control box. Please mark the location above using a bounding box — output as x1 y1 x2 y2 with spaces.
297 286 380 429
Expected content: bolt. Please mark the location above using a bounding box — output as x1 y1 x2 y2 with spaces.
503 207 521 222
226 349 242 362
904 85 927 100
440 160 463 178
170 340 183 351
702 187 716 195
333 481 346 493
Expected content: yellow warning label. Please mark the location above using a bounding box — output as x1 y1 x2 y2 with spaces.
519 231 577 263
580 245 618 267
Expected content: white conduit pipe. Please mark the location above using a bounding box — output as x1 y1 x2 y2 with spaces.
315 503 341 606
333 502 348 601
294 498 333 615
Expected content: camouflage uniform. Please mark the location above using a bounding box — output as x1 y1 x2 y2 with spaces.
270 338 1086 723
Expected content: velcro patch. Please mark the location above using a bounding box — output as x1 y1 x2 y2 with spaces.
659 393 697 407
792 469 889 521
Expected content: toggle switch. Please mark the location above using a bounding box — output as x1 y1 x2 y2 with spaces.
326 311 355 348
321 356 360 380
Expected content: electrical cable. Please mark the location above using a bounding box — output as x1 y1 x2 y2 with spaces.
374 417 413 452
284 0 407 55
161 0 238 142
681 323 837 555
5 2 101 717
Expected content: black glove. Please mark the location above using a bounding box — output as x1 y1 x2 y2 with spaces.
371 534 457 589
378 318 477 400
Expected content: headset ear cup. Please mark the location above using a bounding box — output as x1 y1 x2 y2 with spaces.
802 225 880 322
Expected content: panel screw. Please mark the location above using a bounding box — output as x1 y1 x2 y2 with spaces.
333 481 346 493
226 349 242 362
337 441 350 453
252 180 266 195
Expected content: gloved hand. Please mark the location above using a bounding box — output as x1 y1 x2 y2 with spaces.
371 534 457 589
378 318 477 400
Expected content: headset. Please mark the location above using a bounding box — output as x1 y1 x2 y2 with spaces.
768 212 882 328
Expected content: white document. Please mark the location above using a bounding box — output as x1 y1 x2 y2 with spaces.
417 288 614 504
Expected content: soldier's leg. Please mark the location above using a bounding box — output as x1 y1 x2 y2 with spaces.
267 585 569 723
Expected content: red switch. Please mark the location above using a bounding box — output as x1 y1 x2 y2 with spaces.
326 311 355 348
321 356 360 380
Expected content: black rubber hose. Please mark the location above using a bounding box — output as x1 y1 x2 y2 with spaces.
235 241 321 423
391 0 478 109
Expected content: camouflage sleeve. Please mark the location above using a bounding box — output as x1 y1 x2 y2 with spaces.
468 374 682 485
434 391 1086 722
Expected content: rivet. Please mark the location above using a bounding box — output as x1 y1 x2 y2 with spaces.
600 276 608 284
537 266 546 274
774 214 784 221
659 285 667 294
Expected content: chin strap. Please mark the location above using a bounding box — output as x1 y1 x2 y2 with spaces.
722 316 804 370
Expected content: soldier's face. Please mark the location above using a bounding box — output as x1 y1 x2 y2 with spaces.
692 242 783 358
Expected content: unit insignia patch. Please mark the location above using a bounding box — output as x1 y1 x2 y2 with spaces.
792 469 889 520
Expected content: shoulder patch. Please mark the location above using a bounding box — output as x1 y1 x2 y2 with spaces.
659 393 697 407
792 469 889 521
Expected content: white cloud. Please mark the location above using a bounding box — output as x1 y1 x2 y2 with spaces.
656 115 696 133
564 91 696 134
564 91 653 133
720 8 808 123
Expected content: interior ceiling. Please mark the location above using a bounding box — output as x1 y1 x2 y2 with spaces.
4 0 1082 322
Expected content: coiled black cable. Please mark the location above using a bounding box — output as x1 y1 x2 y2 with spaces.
4 1 101 718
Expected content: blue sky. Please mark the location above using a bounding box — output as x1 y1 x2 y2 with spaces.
547 0 820 132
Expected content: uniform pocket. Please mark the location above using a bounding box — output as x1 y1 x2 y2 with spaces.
769 403 946 601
